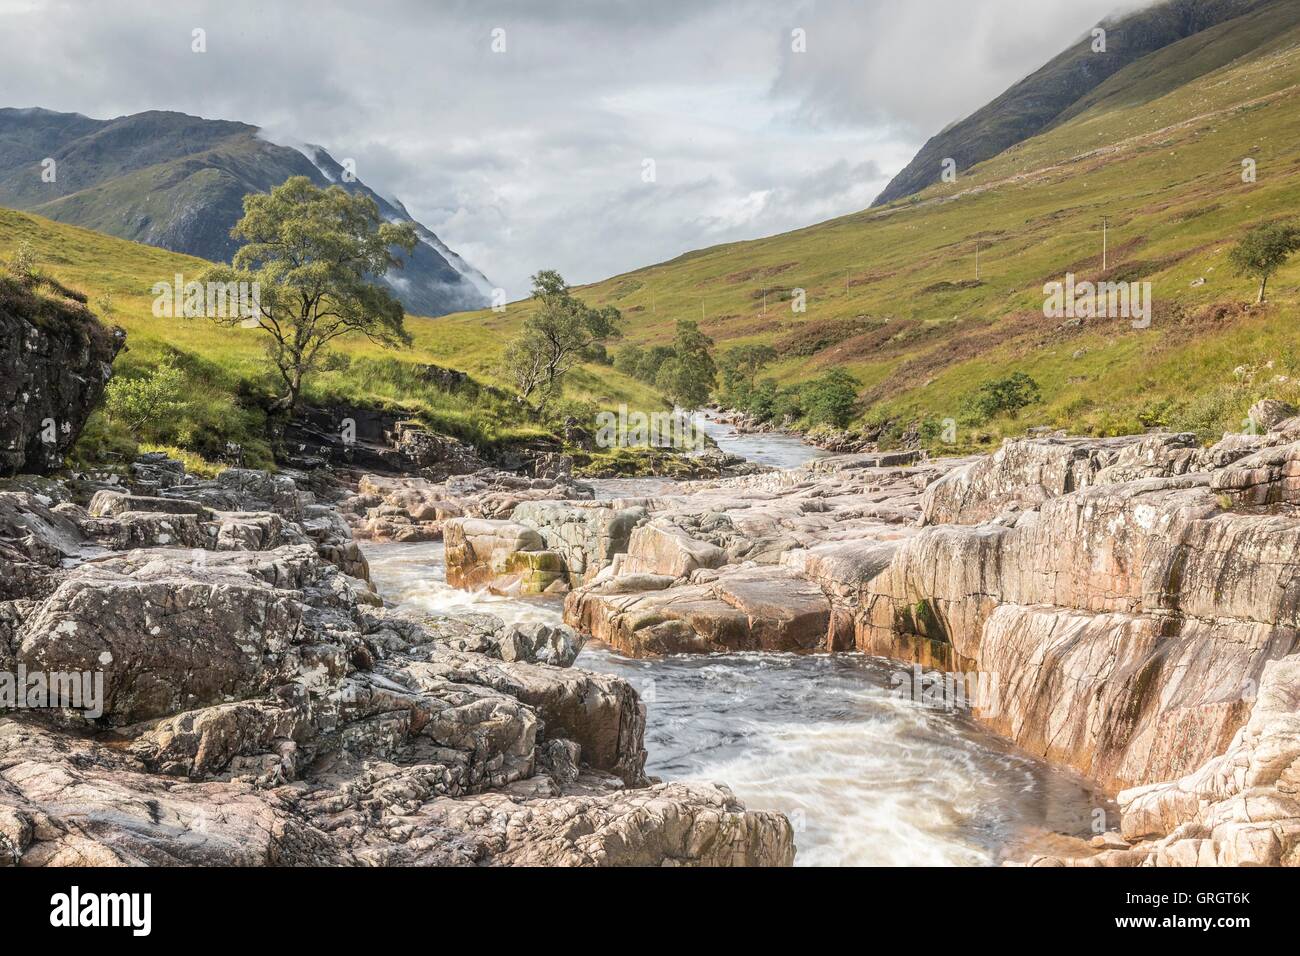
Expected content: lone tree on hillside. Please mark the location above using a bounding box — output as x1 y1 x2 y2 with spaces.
202 176 417 412
1228 222 1300 304
502 270 622 410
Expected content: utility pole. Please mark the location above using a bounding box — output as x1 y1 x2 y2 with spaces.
975 241 981 281
1101 216 1110 271
762 287 767 314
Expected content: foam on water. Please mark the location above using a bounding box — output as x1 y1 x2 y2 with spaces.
364 541 557 628
362 541 1111 866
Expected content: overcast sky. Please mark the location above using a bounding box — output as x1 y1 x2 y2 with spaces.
0 0 1152 298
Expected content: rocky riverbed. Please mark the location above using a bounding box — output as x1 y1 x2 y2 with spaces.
416 407 1300 867
6 400 1300 866
0 459 793 866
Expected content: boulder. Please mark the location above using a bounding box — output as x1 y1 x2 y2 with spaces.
16 547 330 725
443 517 565 594
566 565 832 656
0 277 124 475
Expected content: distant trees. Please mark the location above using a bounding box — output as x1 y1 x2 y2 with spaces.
718 366 860 430
202 176 417 413
501 270 622 410
655 321 716 408
717 344 777 407
1228 222 1300 303
614 321 717 410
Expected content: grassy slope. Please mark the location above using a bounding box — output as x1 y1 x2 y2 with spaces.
439 6 1300 451
0 207 660 468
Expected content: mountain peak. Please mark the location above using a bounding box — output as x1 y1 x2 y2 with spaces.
0 107 490 316
873 0 1275 207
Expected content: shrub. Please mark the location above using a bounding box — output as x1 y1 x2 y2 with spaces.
802 369 859 428
104 360 190 440
963 372 1040 423
5 240 38 281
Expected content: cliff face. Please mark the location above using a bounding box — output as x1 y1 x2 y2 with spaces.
0 275 123 475
860 427 1300 865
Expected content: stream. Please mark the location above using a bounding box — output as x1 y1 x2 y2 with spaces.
362 415 1111 866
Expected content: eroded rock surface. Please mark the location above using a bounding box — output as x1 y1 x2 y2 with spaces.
0 460 792 867
422 419 1300 867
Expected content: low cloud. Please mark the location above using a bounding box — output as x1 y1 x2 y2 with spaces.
0 0 1156 299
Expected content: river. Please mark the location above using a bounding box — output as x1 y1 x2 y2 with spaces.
361 418 1111 866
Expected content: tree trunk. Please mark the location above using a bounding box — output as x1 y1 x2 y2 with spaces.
1258 275 1268 304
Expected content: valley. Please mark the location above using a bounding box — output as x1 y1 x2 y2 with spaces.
2 0 1300 878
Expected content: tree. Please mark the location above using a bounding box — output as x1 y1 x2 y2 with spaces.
201 176 417 412
503 270 622 409
719 343 777 401
1228 222 1300 304
660 319 716 408
802 369 859 428
614 344 645 378
636 345 675 383
963 371 1040 423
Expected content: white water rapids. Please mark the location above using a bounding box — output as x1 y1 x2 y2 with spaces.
361 417 1111 865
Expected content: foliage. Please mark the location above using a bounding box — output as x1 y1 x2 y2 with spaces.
501 269 622 410
718 343 777 405
1228 221 1300 302
801 368 859 427
653 320 716 408
962 372 1041 424
5 239 38 280
104 360 191 438
200 176 418 412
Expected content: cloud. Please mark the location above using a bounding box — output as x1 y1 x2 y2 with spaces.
0 0 1157 299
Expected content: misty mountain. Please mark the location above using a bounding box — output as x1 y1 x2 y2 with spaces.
873 0 1275 206
0 107 491 316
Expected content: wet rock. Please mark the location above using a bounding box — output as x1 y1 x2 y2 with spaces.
567 564 832 656
443 517 564 594
497 622 585 667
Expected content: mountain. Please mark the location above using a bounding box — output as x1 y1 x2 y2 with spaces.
432 0 1300 451
0 108 491 316
872 0 1274 207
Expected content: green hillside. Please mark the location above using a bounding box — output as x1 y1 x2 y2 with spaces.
0 108 491 316
437 0 1300 451
0 208 660 470
874 0 1273 206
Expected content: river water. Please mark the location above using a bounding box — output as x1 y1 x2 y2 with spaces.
361 421 1110 866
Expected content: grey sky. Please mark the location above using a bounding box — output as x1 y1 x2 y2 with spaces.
0 0 1152 298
